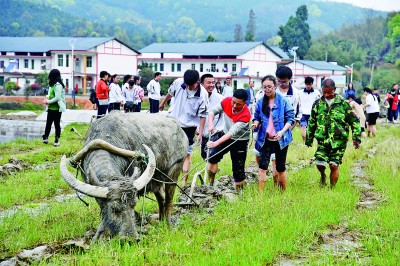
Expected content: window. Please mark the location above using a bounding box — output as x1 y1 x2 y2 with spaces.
232 64 237 72
31 59 34 69
171 63 175 72
24 59 29 68
191 63 195 70
0 76 4 86
211 63 216 72
87 56 92 68
154 63 158 71
160 63 164 71
58 55 63 67
177 63 181 72
223 63 228 72
200 63 203 72
41 60 46 70
66 55 69 67
0 61 4 68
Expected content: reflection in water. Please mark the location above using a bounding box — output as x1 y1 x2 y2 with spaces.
0 119 68 144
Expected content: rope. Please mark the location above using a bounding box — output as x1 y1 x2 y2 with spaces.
139 183 147 242
75 164 89 206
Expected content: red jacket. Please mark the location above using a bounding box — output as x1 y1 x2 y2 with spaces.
386 93 399 111
96 79 109 100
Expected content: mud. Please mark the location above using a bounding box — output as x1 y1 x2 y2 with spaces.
0 239 90 266
0 112 38 121
0 170 258 264
0 158 57 176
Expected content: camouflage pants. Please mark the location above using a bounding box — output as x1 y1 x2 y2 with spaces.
315 141 347 166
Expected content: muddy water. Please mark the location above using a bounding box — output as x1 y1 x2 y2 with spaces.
0 119 68 144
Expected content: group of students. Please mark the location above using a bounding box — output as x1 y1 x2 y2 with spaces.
95 71 145 118
150 66 362 192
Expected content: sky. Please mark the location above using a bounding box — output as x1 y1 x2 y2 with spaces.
324 0 400 12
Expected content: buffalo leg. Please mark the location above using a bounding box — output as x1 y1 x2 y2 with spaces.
154 190 165 221
164 165 181 225
164 183 176 225
92 221 105 242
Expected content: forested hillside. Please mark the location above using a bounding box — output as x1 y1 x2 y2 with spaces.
305 12 400 90
2 0 386 49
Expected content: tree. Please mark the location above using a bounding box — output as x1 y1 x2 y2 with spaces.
233 24 243 42
138 65 154 92
245 9 256 41
205 33 217 42
277 5 311 59
35 72 48 89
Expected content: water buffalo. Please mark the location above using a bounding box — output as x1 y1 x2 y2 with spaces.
60 111 188 240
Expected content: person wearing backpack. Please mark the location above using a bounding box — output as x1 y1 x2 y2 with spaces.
95 71 110 118
89 88 97 109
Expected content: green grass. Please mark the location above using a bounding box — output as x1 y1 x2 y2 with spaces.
0 123 399 265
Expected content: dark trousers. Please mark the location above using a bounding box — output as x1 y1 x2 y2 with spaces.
44 109 62 139
149 98 159 113
108 102 120 112
208 139 248 183
97 100 108 119
388 108 396 122
136 102 142 112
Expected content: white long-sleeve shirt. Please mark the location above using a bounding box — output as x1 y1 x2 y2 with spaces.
299 87 321 115
202 89 225 138
276 85 302 121
109 83 125 104
147 79 161 100
123 87 136 102
166 78 208 128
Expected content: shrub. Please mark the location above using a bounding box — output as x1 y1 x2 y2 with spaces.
5 81 19 95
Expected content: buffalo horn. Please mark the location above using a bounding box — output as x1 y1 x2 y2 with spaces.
70 139 145 165
60 155 109 198
132 144 156 191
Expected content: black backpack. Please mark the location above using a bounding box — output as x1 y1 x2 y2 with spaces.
89 89 96 104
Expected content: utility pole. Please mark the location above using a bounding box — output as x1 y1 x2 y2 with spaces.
69 38 77 109
291 46 299 83
370 63 374 87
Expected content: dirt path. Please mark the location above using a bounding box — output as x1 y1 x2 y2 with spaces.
276 147 384 265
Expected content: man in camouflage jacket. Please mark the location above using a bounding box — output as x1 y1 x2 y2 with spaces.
305 79 361 187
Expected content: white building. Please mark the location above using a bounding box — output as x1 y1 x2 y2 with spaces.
286 60 347 90
139 42 283 89
0 37 140 94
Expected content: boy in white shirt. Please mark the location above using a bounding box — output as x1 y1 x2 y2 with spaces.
147 72 162 113
160 70 208 186
299 76 321 141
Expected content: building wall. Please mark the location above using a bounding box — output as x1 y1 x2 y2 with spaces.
238 44 281 77
96 40 138 79
0 53 51 93
0 39 140 95
286 61 346 89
